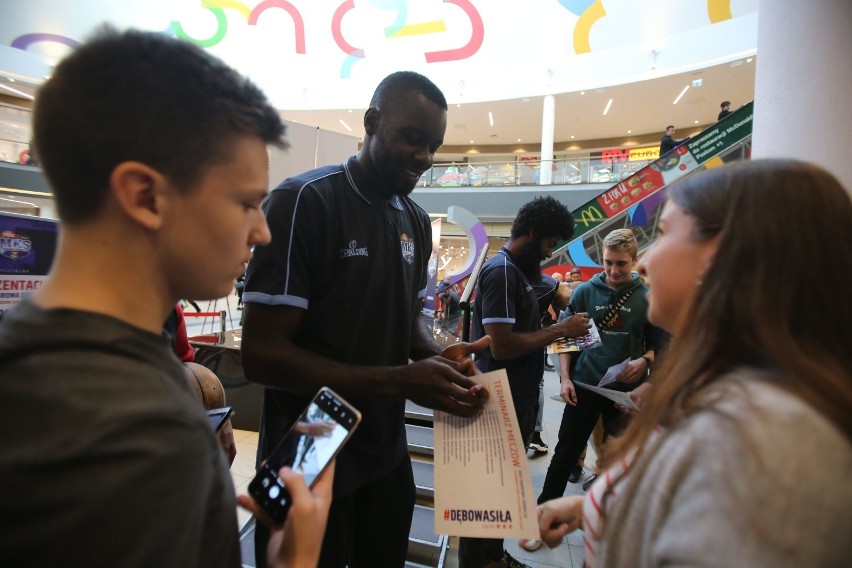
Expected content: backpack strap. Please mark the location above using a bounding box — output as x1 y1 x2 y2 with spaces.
596 287 638 329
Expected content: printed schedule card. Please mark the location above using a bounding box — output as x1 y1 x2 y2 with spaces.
433 370 539 539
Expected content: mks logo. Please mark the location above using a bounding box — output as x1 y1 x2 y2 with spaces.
400 233 415 264
0 230 32 261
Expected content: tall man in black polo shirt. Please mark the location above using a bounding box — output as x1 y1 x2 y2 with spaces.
459 196 591 568
242 71 490 567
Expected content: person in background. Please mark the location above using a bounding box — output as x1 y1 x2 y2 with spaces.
461 196 591 567
0 27 331 567
241 71 490 567
659 125 690 156
439 287 463 335
568 267 583 282
717 100 732 120
530 160 852 567
530 280 574 456
536 229 658 512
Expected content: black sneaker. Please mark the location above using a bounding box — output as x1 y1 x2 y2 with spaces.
582 473 598 491
568 464 584 484
528 432 548 453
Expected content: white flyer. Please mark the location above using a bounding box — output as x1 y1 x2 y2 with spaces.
597 357 631 387
574 381 638 410
433 369 539 539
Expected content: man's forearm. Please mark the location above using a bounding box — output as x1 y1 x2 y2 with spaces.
489 325 566 360
242 339 401 399
409 315 442 360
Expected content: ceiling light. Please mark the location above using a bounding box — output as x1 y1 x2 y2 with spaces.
694 120 699 124
0 83 34 100
470 140 474 144
603 98 613 115
747 57 753 63
348 109 352 113
8 77 15 83
456 104 461 108
517 138 521 142
570 135 575 139
338 119 352 132
488 112 493 127
673 85 689 105
627 130 632 134
580 91 585 95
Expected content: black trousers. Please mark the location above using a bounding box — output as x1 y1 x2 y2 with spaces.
538 386 630 504
458 396 538 567
255 456 415 568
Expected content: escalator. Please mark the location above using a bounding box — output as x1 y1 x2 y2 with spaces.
545 101 754 268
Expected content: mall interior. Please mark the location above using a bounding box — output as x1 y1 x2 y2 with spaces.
1 1 850 567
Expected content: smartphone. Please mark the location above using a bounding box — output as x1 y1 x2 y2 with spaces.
206 407 234 432
248 387 361 524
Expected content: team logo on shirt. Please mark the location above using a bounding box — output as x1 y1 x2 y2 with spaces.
339 240 369 259
0 230 32 261
400 233 415 264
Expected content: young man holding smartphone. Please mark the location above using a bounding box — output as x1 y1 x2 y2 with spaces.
0 27 330 567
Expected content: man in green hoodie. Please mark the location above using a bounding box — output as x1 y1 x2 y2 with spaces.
537 229 659 504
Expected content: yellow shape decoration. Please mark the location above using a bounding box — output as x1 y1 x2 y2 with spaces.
573 0 606 54
707 0 733 23
392 20 448 37
203 0 251 20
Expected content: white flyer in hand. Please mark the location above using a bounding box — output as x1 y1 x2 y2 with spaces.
433 369 539 539
597 357 631 387
575 381 638 410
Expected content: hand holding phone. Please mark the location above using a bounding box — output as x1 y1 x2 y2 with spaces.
248 387 361 524
238 461 335 568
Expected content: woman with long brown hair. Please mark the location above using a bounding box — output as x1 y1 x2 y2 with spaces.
528 160 852 567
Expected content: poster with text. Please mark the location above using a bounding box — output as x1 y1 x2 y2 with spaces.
433 369 539 539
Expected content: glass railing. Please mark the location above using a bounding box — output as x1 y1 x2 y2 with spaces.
0 136 33 166
2 134 654 188
416 157 655 188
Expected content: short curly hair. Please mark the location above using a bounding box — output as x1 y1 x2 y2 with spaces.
510 196 575 241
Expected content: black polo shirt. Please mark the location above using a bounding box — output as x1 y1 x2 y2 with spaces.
472 247 544 403
244 156 431 496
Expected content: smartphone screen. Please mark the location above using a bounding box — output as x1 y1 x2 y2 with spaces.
248 387 361 524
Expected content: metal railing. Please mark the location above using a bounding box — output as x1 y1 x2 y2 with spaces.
417 156 655 188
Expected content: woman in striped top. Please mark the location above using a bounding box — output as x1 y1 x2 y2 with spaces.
526 160 852 567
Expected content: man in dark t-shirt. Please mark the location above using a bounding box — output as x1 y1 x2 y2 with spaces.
660 125 690 155
242 71 490 567
459 197 591 567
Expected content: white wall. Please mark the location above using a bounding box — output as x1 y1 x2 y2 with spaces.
267 119 359 188
753 0 852 190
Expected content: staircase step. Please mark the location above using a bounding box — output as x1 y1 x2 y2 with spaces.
412 459 435 500
405 400 434 422
406 424 434 456
407 504 448 567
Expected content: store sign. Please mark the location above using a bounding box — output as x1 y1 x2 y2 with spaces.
600 148 630 164
600 146 659 164
628 146 659 161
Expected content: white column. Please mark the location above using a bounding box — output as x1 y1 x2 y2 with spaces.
753 0 852 190
539 94 555 185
